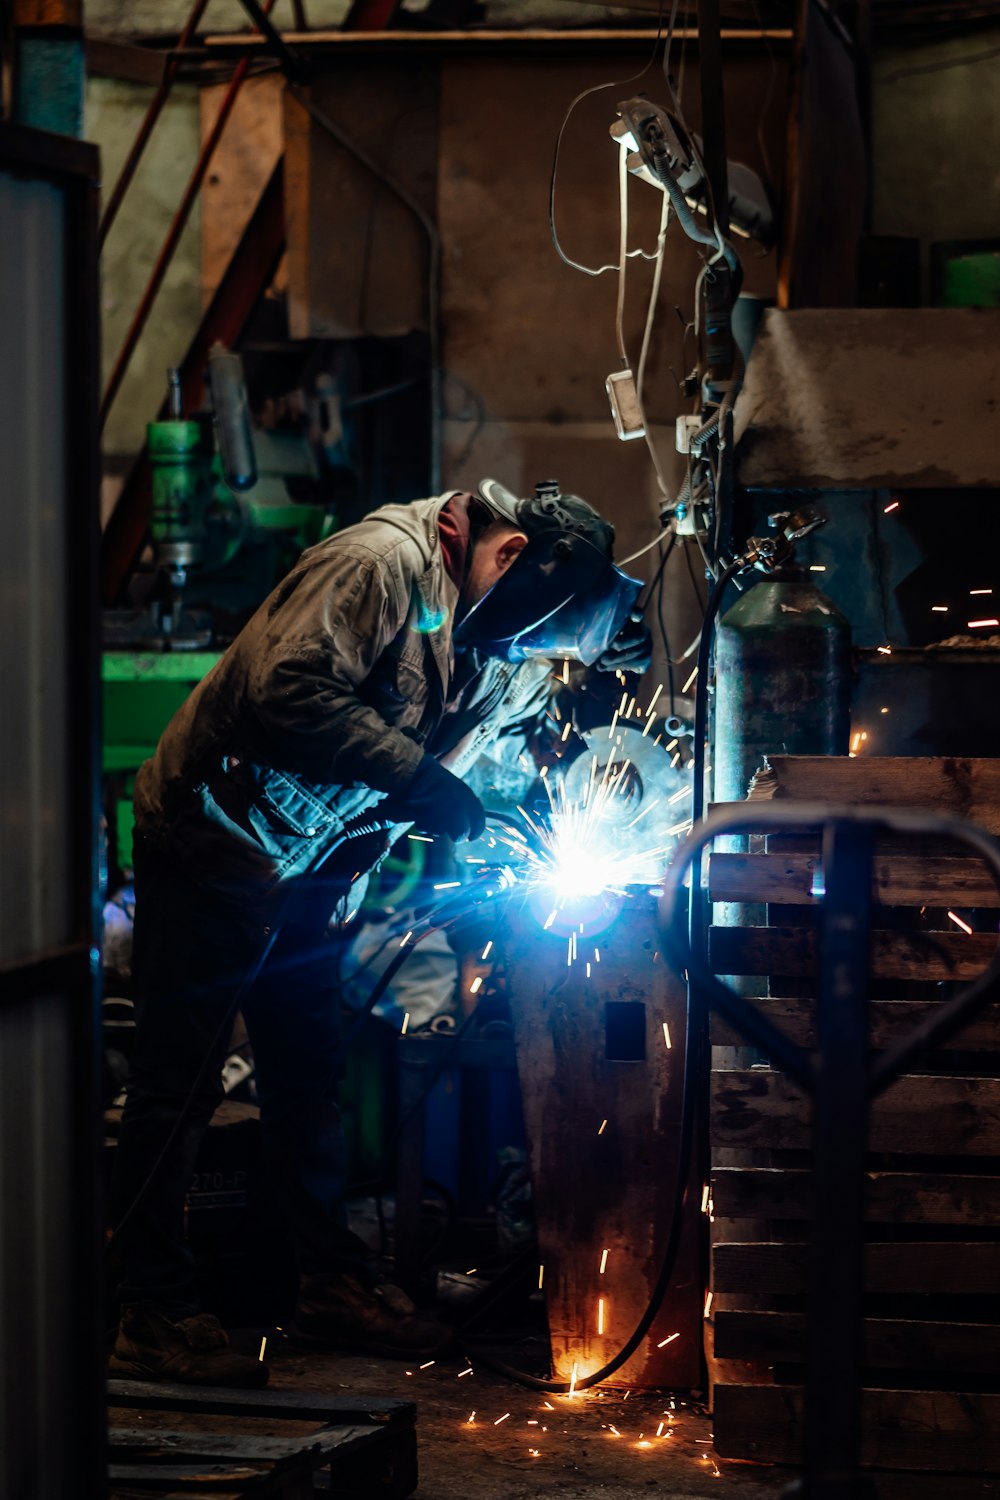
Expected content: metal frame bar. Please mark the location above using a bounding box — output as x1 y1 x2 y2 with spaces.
660 801 1000 1500
0 118 104 1500
804 819 875 1498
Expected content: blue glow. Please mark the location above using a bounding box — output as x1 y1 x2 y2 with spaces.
415 602 449 634
527 882 624 941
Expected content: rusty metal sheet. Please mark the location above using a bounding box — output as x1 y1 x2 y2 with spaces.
734 308 1000 488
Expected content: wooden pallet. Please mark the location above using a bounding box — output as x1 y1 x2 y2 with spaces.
107 1380 417 1499
706 756 1000 1486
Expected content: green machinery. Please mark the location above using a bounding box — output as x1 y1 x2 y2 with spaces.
103 347 343 864
103 650 222 874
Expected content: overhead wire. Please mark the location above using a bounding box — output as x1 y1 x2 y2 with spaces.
614 141 632 367
548 0 678 278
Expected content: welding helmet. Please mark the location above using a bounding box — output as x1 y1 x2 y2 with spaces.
454 479 643 665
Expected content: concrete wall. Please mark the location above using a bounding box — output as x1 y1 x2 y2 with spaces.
872 28 1000 295
436 45 788 697
87 76 202 514
183 44 788 700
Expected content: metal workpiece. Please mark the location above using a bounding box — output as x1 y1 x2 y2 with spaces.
562 724 691 856
713 569 852 807
505 896 701 1391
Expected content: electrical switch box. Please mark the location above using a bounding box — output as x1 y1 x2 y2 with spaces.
606 368 645 441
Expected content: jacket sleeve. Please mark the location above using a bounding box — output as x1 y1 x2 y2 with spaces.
243 543 426 790
486 661 560 770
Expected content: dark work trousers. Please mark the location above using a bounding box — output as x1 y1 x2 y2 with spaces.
113 836 376 1316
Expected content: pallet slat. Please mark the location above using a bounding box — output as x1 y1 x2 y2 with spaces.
710 996 1000 1052
107 1380 414 1425
713 1383 1000 1471
709 924 999 981
711 1167 1000 1226
747 755 1000 836
711 1070 1000 1155
106 1381 417 1500
107 1427 377 1462
714 1311 1000 1373
707 852 1000 907
109 1462 265 1486
713 1241 1000 1295
709 757 1000 1482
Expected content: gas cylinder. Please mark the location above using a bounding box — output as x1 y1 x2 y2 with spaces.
713 567 852 806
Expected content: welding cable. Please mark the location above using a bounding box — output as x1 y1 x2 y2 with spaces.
547 0 676 279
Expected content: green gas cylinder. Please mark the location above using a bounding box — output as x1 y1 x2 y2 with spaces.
148 414 214 585
713 567 852 805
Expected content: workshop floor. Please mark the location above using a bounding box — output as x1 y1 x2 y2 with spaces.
256 1335 789 1499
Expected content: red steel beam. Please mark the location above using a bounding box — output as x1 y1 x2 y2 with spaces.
98 0 211 250
100 157 286 606
99 0 281 434
340 0 403 33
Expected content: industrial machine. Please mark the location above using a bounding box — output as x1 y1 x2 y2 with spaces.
104 346 338 655
101 348 346 877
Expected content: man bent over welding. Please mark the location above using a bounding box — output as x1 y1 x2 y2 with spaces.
110 478 650 1387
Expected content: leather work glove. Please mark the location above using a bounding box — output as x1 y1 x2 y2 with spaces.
594 610 653 675
388 753 487 843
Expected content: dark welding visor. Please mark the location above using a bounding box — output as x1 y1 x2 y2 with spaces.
454 529 643 665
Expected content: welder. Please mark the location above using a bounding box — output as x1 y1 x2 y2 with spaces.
109 478 651 1388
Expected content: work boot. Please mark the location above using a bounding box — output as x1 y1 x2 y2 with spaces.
289 1273 454 1360
109 1302 269 1388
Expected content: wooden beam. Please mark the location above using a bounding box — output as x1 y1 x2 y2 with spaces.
14 0 81 23
714 1384 1000 1470
713 1240 1000 1296
711 1069 1000 1155
200 26 794 47
749 756 1000 837
709 924 998 982
715 1311 1000 1374
84 36 165 86
709 995 1000 1052
711 1167 1000 1226
707 851 1000 907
